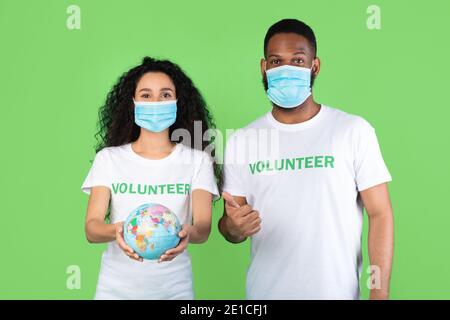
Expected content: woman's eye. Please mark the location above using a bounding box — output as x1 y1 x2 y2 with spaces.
141 94 150 99
162 92 172 98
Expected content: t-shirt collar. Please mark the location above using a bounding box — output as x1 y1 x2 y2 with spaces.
266 105 327 131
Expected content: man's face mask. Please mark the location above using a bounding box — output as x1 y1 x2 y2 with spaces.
265 62 314 109
133 99 177 132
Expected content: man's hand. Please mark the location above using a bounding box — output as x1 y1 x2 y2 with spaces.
159 224 190 263
222 192 261 241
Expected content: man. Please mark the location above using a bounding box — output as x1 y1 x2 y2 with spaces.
219 19 394 300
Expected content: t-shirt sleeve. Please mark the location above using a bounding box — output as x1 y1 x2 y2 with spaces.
81 149 111 195
191 152 220 200
353 119 392 191
222 133 247 197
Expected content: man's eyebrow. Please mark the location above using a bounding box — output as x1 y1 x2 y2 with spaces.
268 50 307 58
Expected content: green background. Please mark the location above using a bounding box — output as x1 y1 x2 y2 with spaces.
1 0 449 299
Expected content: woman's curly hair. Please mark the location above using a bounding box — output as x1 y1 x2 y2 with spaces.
94 56 221 189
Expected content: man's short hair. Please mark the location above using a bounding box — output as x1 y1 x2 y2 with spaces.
264 19 317 57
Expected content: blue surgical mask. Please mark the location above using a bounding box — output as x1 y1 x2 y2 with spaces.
133 99 177 132
265 64 313 108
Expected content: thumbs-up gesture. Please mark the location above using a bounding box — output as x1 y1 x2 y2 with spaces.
222 191 261 240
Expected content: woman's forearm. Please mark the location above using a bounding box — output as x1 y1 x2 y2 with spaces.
188 223 211 244
85 219 116 243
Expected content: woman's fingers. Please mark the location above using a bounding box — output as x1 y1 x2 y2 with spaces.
116 235 131 251
133 254 143 262
115 223 142 261
159 225 190 262
178 224 190 238
162 246 182 258
121 246 142 261
121 244 142 261
165 237 188 255
116 227 133 253
178 229 188 238
159 247 183 261
158 237 188 262
116 233 134 254
159 254 175 262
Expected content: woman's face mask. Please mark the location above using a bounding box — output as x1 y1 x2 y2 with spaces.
265 62 314 109
133 99 177 132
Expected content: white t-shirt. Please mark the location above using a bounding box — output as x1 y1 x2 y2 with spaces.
222 105 392 300
81 142 219 300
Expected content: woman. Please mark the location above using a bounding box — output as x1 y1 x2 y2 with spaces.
81 56 219 299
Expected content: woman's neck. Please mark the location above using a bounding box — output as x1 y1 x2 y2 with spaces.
131 129 176 160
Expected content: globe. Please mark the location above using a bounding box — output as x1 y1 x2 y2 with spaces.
123 203 181 260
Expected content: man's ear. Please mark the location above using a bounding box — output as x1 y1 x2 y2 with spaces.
312 57 321 77
260 58 266 77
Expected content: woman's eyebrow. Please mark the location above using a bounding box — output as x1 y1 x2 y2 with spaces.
138 88 151 92
160 88 174 92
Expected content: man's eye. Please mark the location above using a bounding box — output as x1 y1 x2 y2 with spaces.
293 58 304 64
271 59 280 64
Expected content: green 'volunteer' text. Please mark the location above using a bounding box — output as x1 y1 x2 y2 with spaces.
249 155 334 174
111 183 190 195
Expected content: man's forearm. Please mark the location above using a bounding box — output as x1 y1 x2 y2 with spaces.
367 212 394 299
218 215 247 244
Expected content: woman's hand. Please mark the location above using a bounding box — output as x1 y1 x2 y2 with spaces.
159 224 190 263
115 222 143 262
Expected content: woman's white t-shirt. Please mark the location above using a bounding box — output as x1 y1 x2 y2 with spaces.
81 142 219 300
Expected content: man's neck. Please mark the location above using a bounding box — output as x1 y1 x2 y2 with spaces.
271 96 321 124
